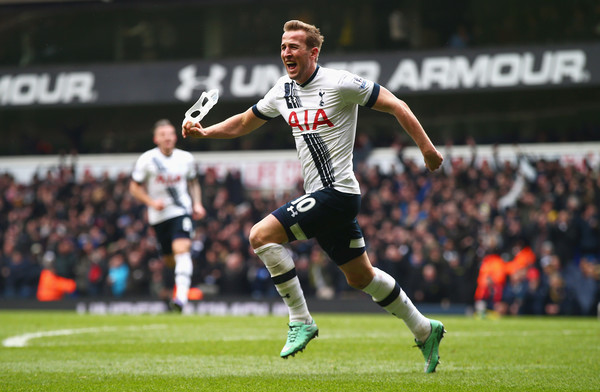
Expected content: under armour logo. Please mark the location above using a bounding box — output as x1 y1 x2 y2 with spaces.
318 90 325 106
175 64 227 101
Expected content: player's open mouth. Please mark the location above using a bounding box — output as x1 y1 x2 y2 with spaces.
286 62 297 71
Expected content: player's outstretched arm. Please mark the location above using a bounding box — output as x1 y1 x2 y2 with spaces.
182 108 266 140
372 87 443 172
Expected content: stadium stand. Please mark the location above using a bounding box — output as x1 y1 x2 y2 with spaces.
0 143 598 315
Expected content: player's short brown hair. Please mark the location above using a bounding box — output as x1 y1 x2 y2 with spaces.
283 20 324 53
153 119 173 134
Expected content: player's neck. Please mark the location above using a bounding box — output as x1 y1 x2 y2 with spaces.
295 64 318 86
159 147 174 157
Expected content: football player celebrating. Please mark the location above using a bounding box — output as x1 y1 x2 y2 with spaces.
183 20 445 372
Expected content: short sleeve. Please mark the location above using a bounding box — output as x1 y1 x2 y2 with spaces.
253 80 283 120
185 152 197 180
131 153 148 183
338 71 380 108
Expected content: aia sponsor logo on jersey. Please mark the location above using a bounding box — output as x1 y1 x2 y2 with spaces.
156 174 181 185
287 109 334 131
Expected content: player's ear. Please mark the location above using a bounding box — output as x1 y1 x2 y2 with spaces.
311 47 319 61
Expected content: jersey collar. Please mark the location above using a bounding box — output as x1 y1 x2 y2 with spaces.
298 65 320 87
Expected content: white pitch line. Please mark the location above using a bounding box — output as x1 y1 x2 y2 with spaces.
2 324 166 348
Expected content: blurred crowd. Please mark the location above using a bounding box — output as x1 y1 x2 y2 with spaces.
1 143 599 316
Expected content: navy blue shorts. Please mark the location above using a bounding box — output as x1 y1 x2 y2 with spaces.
152 215 193 256
272 188 366 266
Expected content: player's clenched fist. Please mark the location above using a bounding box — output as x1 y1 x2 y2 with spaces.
423 149 443 172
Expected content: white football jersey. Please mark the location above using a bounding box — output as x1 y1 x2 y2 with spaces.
131 147 197 225
253 65 380 195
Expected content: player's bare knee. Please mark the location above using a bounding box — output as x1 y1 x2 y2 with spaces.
249 223 266 249
345 274 370 290
172 238 191 255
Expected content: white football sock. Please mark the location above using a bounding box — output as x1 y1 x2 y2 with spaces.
362 267 431 342
174 252 193 306
254 243 311 323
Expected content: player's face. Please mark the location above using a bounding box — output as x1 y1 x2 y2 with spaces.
281 30 318 84
153 124 177 155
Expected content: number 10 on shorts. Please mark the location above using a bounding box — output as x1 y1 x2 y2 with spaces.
287 194 316 217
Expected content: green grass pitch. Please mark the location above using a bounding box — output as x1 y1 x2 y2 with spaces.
0 311 598 391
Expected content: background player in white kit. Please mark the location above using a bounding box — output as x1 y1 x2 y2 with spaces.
183 20 446 373
130 119 206 312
